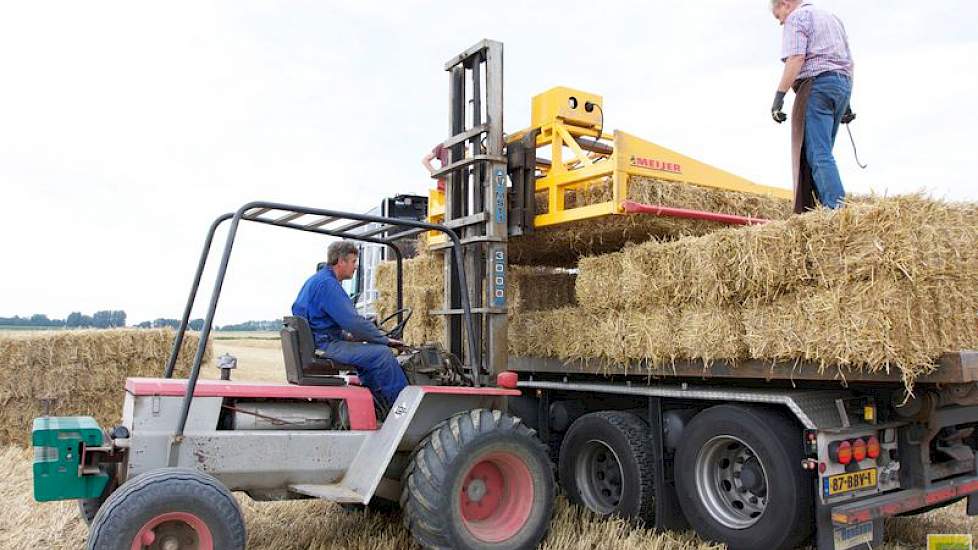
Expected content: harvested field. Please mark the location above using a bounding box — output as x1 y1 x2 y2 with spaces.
0 329 208 446
2 438 973 549
512 176 792 265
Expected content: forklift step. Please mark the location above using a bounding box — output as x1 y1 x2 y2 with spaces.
289 483 366 503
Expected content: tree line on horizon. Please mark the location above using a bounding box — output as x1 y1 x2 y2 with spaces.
0 310 127 328
3 312 283 332
134 319 282 331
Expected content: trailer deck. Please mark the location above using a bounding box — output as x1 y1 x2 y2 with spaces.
508 351 978 385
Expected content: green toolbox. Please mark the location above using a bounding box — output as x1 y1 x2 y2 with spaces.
32 416 110 502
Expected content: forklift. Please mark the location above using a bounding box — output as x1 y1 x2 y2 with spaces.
32 40 554 550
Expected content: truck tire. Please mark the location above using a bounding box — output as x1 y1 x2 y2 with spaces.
78 464 118 526
557 411 656 524
401 409 555 550
87 468 246 550
674 405 813 550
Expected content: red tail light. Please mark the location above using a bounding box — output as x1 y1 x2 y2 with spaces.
852 438 867 462
866 436 880 459
832 440 853 465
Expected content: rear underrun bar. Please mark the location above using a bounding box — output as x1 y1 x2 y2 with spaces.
621 199 771 226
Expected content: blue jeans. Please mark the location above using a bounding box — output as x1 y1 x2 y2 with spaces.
804 72 851 209
322 340 407 408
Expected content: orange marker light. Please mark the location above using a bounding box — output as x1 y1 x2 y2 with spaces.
866 436 880 459
835 440 852 465
852 438 867 462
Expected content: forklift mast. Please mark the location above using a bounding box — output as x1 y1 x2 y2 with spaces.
427 40 509 383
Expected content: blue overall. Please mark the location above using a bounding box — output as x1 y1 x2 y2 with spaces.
291 266 407 408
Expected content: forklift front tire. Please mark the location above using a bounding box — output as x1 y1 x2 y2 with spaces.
87 468 246 550
402 409 555 549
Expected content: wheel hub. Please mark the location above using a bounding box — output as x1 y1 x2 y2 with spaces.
458 451 534 544
132 512 213 550
695 436 769 529
574 440 624 515
738 458 767 495
466 478 488 503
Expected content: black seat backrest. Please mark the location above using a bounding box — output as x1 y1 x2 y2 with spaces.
281 316 345 386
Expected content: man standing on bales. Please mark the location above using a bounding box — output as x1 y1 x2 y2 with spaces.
292 240 407 411
770 0 855 213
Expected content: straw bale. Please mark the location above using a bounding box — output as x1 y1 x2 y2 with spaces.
675 307 747 365
801 195 978 288
575 252 626 310
743 279 978 391
509 267 577 312
508 308 587 359
375 255 574 346
511 176 792 266
0 329 207 446
509 306 737 368
583 194 978 309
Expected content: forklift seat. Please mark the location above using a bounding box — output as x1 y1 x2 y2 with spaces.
280 316 349 386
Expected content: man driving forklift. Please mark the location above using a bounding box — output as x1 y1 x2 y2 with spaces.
292 240 407 409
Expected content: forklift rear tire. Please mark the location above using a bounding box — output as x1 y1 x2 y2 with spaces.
401 408 555 550
558 410 656 524
673 405 813 550
87 468 246 550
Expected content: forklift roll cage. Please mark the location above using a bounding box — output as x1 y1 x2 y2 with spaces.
160 200 481 440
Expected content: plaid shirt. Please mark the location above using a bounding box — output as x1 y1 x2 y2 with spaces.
781 2 854 80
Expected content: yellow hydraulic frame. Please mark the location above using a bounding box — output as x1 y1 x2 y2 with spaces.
428 86 792 238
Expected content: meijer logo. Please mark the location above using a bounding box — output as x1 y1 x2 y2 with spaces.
629 156 682 174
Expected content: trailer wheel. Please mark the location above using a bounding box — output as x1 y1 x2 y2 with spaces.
674 405 812 550
78 464 118 526
401 409 554 549
557 411 656 523
87 468 245 550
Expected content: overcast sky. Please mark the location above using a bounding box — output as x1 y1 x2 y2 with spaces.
1 1 976 325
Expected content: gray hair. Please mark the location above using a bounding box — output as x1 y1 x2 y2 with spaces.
326 240 358 265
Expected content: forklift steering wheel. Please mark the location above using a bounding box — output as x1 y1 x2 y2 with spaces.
377 308 413 339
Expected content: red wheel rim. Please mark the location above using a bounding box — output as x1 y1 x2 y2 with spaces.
130 512 214 550
459 451 534 543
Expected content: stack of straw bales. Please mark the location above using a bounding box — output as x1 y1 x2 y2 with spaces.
512 176 792 265
381 195 978 391
374 256 576 346
0 329 207 445
525 195 978 389
375 253 446 346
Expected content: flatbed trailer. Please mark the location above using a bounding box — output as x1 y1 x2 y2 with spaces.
504 352 978 550
509 351 978 385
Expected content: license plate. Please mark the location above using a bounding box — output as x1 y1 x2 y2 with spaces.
824 468 877 497
834 522 873 549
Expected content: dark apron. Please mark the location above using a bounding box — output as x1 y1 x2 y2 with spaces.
790 78 818 213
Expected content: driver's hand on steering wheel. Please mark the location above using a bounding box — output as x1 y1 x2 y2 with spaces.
387 338 405 349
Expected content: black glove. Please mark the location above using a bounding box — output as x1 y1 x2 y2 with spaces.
771 91 787 124
841 105 856 124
